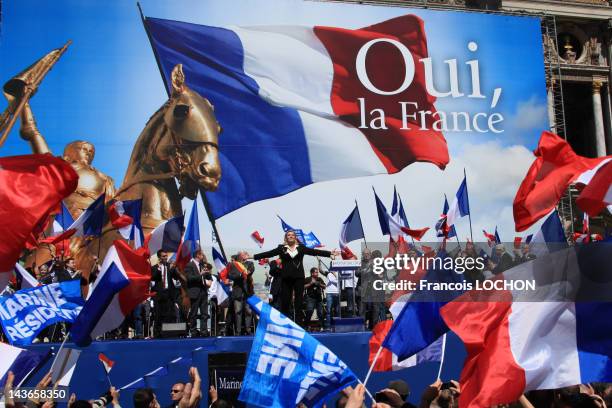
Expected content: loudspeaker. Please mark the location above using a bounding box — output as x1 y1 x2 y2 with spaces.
160 322 186 338
465 0 502 10
331 317 365 333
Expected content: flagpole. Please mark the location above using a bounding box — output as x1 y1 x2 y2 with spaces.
49 334 70 374
363 345 383 387
436 334 447 381
355 200 368 249
464 169 474 243
199 189 228 261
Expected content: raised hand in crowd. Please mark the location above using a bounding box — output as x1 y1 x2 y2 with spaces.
178 367 202 408
209 385 218 404
29 371 53 405
345 384 365 408
110 386 121 408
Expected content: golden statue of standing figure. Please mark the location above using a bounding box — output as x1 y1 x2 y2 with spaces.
20 104 116 220
9 61 222 284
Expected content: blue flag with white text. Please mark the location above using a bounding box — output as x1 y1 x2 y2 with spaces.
239 297 357 408
0 281 84 346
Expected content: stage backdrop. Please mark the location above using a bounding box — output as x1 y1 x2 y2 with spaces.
0 0 548 255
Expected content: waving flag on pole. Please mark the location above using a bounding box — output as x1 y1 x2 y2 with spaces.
239 296 358 408
251 231 265 248
176 198 201 270
49 194 106 244
436 196 457 240
0 154 78 278
144 15 449 219
212 247 227 272
51 202 74 236
374 189 429 241
98 353 115 374
514 131 611 231
339 205 364 259
145 215 185 255
446 176 470 227
109 199 145 248
0 342 49 388
70 240 151 346
483 229 498 246
576 159 612 217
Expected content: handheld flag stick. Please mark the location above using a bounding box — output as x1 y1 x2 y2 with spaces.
355 200 368 249
363 345 383 387
436 333 448 381
357 378 376 403
49 334 70 374
464 169 474 243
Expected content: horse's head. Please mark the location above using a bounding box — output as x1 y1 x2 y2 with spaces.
161 64 222 197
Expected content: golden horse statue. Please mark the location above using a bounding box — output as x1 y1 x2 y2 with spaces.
17 64 222 276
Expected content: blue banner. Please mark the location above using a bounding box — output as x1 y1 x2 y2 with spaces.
239 296 357 408
0 280 84 346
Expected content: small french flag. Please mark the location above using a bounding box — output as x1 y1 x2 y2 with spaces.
251 231 265 248
98 353 115 374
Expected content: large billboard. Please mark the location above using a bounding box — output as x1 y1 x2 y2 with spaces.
1 0 547 258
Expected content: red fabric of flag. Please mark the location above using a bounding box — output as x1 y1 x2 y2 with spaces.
369 320 394 372
513 131 610 232
0 154 78 272
314 15 449 172
576 160 612 217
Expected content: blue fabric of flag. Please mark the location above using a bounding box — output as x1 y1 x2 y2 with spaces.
456 176 470 217
0 281 84 346
373 189 391 236
57 202 74 230
303 232 322 249
239 297 357 408
342 206 365 244
494 227 501 244
398 199 410 229
0 345 48 388
391 187 399 216
161 215 185 252
383 251 466 360
441 197 457 239
145 17 311 219
184 198 200 254
70 262 129 346
123 199 145 243
82 194 106 236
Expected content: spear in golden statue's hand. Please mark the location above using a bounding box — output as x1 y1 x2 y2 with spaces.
0 40 72 148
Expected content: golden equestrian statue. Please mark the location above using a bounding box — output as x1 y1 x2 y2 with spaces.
6 55 222 278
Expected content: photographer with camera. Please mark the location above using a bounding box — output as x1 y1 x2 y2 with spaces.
304 267 326 331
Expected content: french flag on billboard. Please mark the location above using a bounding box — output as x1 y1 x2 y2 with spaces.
446 175 470 227
70 240 151 346
145 15 449 218
145 215 185 255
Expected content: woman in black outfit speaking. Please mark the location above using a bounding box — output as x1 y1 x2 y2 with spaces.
253 230 337 326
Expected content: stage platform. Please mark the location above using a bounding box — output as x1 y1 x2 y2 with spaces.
24 332 466 407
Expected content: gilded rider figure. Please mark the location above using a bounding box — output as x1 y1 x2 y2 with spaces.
19 103 115 219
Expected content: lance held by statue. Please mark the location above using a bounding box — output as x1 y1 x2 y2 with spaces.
4 46 223 313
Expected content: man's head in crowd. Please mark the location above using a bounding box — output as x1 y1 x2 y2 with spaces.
362 248 372 262
66 258 76 270
194 249 205 262
170 382 185 402
494 244 506 258
157 250 168 264
237 251 250 262
388 379 410 401
133 387 160 408
310 267 319 279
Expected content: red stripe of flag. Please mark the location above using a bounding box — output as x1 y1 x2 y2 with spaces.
313 15 449 173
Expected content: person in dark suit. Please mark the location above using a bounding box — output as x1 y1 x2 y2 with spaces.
185 249 212 337
268 259 283 309
151 250 181 337
253 230 337 326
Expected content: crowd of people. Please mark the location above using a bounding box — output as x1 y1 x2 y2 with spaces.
1 230 544 342
3 364 611 408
